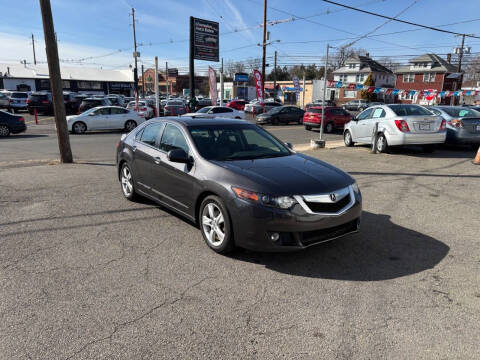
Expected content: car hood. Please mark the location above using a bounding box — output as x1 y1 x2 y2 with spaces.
212 154 354 195
66 115 79 122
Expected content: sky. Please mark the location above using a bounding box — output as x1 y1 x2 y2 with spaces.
1 0 480 74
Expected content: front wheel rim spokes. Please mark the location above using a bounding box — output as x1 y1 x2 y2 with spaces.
202 203 225 246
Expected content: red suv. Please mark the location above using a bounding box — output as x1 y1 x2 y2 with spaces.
303 106 352 133
226 99 248 111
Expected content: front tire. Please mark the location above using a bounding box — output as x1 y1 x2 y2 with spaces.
325 122 334 133
120 163 137 201
376 133 389 153
72 121 87 134
344 130 354 147
124 120 137 132
200 195 234 254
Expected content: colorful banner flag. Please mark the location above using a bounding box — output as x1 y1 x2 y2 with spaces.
253 69 264 105
208 66 218 106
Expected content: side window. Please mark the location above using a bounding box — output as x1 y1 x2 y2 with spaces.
357 108 373 121
94 108 110 115
159 124 189 153
429 109 441 116
372 108 386 119
111 107 127 114
140 123 164 146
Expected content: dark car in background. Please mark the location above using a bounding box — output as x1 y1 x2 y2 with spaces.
306 99 336 109
78 97 111 114
303 106 352 132
63 93 84 114
245 100 283 114
426 106 480 147
164 100 187 116
27 92 53 115
116 118 361 253
0 110 26 137
342 99 369 111
256 106 305 125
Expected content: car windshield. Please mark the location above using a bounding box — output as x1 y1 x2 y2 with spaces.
189 124 291 161
439 107 480 118
80 107 98 115
388 104 433 116
197 107 212 113
308 108 324 114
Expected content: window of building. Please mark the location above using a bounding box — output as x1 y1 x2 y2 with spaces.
403 73 415 83
348 63 357 69
338 74 348 82
423 73 436 82
344 90 357 98
77 81 102 90
62 80 71 89
355 74 365 83
39 79 50 89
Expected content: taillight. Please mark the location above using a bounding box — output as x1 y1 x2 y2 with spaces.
18 117 24 122
26 99 31 104
447 119 462 128
440 119 446 130
116 141 121 148
140 107 147 111
41 100 49 104
394 119 410 132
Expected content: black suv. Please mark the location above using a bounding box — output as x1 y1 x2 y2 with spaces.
27 92 53 115
78 98 111 114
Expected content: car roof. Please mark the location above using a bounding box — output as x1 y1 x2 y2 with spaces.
147 117 247 127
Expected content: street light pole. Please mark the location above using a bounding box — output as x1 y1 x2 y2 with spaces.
320 43 329 143
131 8 139 109
155 56 159 116
261 0 267 100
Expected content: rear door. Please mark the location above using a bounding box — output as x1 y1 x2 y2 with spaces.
88 107 110 129
109 107 129 128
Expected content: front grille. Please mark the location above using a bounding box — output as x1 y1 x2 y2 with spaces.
300 219 358 246
304 194 351 213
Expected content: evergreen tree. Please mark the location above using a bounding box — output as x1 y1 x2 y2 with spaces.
360 73 377 101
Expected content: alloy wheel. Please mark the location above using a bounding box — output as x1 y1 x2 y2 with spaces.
344 131 352 146
202 202 226 247
121 166 133 197
0 125 10 137
125 120 137 132
73 122 86 134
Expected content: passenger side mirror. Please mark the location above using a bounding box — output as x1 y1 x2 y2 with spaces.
168 149 191 164
286 142 294 150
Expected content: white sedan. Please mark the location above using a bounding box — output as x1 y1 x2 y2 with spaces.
344 104 446 152
183 106 245 119
67 106 145 134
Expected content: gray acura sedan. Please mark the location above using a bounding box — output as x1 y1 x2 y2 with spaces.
116 118 362 253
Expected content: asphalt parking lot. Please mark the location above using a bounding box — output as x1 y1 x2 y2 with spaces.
1 115 479 359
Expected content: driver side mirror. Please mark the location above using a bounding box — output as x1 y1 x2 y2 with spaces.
286 142 293 149
168 149 191 164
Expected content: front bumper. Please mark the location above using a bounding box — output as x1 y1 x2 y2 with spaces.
256 117 270 124
228 189 362 252
386 131 446 146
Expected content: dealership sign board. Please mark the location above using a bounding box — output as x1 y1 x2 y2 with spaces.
193 17 219 62
234 73 249 82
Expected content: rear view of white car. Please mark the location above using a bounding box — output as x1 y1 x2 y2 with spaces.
67 106 145 134
182 106 245 119
344 104 446 152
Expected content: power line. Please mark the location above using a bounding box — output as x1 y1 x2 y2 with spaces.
323 0 480 39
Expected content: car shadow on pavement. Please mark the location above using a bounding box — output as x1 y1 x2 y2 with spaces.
232 211 449 281
6 134 49 139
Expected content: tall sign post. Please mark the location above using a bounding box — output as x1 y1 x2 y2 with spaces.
189 17 219 99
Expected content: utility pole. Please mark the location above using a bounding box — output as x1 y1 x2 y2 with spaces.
31 34 37 65
302 72 306 109
131 8 139 108
273 50 277 94
318 43 329 147
451 34 466 105
189 16 195 100
166 62 169 98
141 64 145 97
220 58 224 106
261 0 267 100
155 56 159 116
39 0 72 163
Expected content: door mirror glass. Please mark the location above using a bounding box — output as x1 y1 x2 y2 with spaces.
168 149 190 163
285 142 293 149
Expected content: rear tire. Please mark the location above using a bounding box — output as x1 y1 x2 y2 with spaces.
0 125 10 137
124 120 137 132
199 195 234 254
376 133 389 153
344 130 354 147
325 122 334 133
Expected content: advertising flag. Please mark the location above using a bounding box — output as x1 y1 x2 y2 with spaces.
208 66 218 106
253 69 264 105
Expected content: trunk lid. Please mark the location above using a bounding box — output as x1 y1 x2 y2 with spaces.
460 117 480 134
402 115 443 133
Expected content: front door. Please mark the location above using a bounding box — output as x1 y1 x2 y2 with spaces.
352 108 374 142
151 123 195 218
87 107 110 129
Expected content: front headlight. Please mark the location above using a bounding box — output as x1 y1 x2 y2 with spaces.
232 187 296 209
351 182 360 194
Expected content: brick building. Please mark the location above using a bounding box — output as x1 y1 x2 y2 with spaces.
138 68 209 96
394 54 459 104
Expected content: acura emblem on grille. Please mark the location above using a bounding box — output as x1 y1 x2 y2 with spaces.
330 193 336 202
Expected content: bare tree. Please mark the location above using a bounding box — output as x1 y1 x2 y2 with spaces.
464 55 480 81
329 47 367 69
376 56 402 73
225 61 246 78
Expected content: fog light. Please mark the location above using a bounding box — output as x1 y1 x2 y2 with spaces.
270 233 280 242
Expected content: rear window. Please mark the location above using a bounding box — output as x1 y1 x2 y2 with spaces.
29 94 48 101
387 105 432 116
83 99 101 104
167 101 183 106
440 107 480 118
308 108 323 114
11 92 28 98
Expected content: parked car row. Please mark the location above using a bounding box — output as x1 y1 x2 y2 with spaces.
0 110 26 137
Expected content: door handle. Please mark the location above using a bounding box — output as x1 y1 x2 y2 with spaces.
132 145 137 152
154 156 161 164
